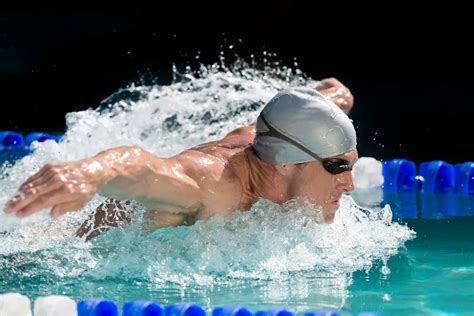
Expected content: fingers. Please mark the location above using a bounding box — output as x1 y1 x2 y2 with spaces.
20 163 61 190
5 163 60 213
3 160 98 220
20 171 56 192
5 175 66 214
14 187 73 218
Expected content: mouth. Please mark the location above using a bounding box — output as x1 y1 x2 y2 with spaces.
330 196 341 205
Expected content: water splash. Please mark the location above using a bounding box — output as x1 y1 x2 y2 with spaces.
0 58 414 306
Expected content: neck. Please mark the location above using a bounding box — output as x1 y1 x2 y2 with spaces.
234 147 292 207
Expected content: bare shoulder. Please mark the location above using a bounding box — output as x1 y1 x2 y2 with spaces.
224 124 256 139
174 150 243 218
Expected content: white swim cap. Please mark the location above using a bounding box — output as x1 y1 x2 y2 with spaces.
253 87 357 165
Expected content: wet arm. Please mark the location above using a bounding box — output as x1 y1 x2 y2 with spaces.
96 146 202 210
4 146 202 218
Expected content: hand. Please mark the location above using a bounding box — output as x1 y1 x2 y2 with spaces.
3 160 105 218
315 77 354 113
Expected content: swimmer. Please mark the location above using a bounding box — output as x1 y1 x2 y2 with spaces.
3 78 357 239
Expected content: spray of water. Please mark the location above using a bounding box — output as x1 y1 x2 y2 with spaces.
0 58 415 302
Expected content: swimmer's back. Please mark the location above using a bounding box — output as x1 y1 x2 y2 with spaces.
186 125 256 159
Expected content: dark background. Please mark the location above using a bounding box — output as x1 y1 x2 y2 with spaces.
1 1 473 164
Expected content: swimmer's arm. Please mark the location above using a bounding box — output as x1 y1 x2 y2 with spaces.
314 77 354 114
97 146 203 211
4 146 203 218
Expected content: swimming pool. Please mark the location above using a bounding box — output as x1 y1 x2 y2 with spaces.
0 64 472 315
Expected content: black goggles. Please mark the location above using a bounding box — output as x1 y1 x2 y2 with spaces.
257 114 353 175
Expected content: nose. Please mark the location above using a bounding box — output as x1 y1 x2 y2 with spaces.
335 170 355 193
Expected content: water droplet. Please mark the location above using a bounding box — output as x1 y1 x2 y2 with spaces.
383 293 392 301
380 265 391 275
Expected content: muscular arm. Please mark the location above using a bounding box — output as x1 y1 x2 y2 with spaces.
4 146 203 218
97 146 202 211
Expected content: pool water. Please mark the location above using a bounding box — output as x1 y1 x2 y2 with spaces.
348 216 473 315
0 60 473 315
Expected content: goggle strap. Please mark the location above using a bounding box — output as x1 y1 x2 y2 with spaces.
257 113 323 161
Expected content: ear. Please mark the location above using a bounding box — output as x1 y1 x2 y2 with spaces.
295 162 309 170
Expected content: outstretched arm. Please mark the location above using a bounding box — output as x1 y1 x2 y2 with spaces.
3 146 203 218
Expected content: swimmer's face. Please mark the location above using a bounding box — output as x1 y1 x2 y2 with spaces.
291 149 358 223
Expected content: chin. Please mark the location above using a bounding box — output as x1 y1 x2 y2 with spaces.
323 202 339 223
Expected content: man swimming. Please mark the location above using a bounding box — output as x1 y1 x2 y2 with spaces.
3 78 357 238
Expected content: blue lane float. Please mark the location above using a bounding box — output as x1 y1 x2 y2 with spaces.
165 304 206 316
304 311 341 316
254 309 294 316
77 298 119 316
123 301 164 316
366 159 474 219
419 160 455 194
213 306 253 316
0 130 63 164
382 159 474 195
25 132 61 146
454 162 474 195
0 131 25 148
382 159 418 192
